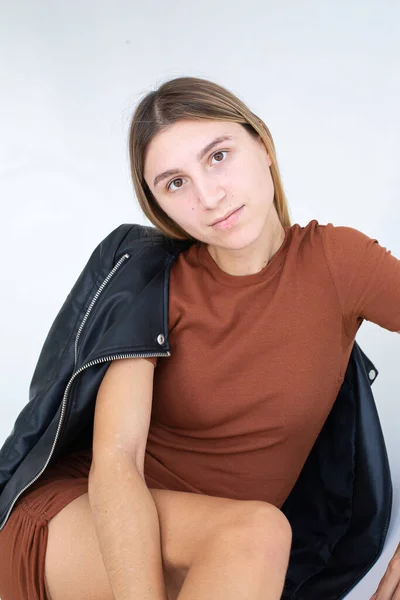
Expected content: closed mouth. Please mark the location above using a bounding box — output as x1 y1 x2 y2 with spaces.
210 205 244 226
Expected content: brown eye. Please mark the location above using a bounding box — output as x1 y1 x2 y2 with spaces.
167 178 185 192
166 151 228 192
212 150 227 163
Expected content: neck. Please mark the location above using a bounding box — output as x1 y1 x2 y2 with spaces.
206 211 286 276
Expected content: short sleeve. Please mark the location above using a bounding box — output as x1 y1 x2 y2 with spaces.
321 223 400 336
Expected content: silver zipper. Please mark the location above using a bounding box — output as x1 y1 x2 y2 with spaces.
74 253 130 368
0 351 169 531
1 249 168 530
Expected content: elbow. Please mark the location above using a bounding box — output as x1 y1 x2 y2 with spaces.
88 449 144 488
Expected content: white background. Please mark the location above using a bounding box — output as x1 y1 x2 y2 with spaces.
0 1 399 597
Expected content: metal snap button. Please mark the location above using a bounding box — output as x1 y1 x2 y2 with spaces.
157 334 165 345
368 369 376 380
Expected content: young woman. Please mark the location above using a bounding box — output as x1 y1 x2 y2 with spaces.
0 76 399 600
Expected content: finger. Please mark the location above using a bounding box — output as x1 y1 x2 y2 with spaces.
372 560 400 600
394 581 400 600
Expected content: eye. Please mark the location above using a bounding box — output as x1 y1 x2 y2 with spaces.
166 150 228 192
167 177 185 193
211 150 228 164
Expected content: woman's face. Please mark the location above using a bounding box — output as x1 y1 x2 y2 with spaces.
143 119 275 250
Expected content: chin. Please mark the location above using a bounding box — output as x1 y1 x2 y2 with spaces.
215 227 263 251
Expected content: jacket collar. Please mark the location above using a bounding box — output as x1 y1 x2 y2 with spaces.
76 228 194 368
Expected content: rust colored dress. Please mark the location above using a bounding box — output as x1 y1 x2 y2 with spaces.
0 448 92 600
1 220 399 600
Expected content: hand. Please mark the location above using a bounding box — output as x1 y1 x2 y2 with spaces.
370 542 400 599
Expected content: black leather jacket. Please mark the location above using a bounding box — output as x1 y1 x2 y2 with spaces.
0 223 393 599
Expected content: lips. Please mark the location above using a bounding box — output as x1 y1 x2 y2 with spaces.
210 206 243 226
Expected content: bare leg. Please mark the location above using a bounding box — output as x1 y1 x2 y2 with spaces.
44 488 289 600
176 509 291 600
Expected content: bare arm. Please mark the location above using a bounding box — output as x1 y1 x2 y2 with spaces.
88 357 168 600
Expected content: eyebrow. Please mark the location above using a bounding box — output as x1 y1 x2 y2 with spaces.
153 135 235 188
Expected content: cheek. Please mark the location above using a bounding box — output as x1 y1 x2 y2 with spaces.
183 205 199 223
228 161 259 191
167 204 198 228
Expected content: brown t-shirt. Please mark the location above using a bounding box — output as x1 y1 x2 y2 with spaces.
142 219 400 508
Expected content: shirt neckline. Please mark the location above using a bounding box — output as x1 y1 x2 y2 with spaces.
196 225 292 287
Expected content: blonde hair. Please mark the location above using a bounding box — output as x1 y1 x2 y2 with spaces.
128 76 291 240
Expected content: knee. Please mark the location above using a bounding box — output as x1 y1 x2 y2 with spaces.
252 502 292 549
217 501 292 559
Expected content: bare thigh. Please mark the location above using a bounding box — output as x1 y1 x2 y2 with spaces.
44 487 273 600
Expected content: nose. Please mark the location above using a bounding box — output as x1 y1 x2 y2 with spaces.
194 175 225 209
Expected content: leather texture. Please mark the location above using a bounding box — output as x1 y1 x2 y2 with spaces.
0 223 392 599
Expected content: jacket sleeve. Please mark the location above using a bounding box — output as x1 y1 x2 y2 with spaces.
0 224 134 488
321 223 400 338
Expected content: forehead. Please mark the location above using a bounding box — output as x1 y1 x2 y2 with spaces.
144 120 244 173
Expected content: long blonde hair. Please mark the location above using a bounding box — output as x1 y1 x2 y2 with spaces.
128 76 291 240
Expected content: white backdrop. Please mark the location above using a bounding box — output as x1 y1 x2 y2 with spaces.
0 1 399 598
